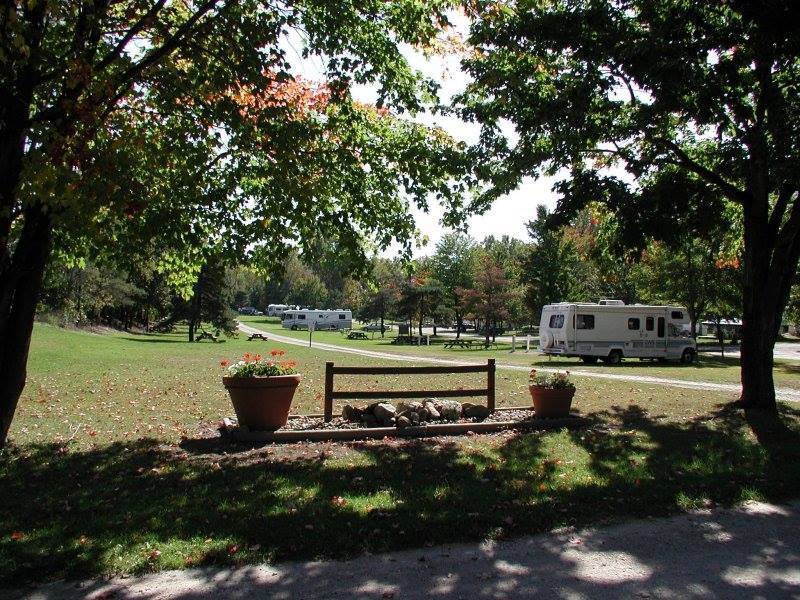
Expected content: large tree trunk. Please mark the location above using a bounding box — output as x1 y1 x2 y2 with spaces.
739 305 777 409
738 179 800 410
455 312 463 339
0 208 53 447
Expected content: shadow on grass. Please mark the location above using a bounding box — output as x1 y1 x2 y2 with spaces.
775 362 800 376
2 404 800 590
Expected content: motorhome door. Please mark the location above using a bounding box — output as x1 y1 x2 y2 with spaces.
629 312 666 358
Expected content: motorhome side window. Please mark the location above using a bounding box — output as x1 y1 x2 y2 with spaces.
548 314 565 328
646 317 654 331
671 310 684 319
576 314 595 330
339 314 346 319
298 314 306 320
628 317 640 330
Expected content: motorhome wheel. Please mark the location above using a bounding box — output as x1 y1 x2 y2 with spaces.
605 349 623 365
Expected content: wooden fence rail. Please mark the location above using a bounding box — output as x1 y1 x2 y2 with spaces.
323 359 496 422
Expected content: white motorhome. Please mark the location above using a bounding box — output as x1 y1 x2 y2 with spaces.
281 309 353 331
267 303 290 317
538 300 696 364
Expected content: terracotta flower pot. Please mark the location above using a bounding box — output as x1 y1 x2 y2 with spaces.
529 385 575 418
223 374 301 431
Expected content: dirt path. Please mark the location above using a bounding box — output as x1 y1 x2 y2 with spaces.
238 324 800 403
14 500 800 599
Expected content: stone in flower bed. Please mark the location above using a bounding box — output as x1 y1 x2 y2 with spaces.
221 407 551 436
340 398 491 429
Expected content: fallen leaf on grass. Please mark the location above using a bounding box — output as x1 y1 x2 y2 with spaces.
10 531 24 541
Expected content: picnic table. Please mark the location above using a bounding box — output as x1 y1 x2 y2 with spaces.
247 332 268 341
392 335 420 345
196 330 219 342
443 339 497 350
347 331 369 340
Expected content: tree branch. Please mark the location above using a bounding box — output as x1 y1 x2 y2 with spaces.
94 0 169 72
767 184 796 243
653 137 750 204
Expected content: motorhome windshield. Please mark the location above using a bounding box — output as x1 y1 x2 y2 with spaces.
548 314 565 328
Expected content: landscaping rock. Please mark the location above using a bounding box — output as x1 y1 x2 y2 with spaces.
396 416 412 428
341 405 363 422
434 400 462 421
373 403 397 423
462 403 491 420
397 401 423 413
423 401 441 420
362 413 378 427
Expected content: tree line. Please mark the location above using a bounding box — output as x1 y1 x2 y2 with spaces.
37 199 749 347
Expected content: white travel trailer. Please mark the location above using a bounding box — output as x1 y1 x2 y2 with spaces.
281 309 353 331
538 300 696 364
267 303 290 317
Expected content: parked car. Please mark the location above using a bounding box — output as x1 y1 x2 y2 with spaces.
362 322 393 332
238 306 258 315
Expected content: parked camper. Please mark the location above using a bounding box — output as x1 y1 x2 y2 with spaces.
281 309 353 331
538 300 696 364
267 303 290 317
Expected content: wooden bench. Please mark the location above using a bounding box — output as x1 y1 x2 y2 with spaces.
347 331 369 340
323 359 496 421
247 332 267 341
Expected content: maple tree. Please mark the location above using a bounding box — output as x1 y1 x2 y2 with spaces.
458 0 800 410
0 1 464 446
458 254 517 343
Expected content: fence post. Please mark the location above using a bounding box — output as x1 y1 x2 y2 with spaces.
324 361 334 422
511 334 516 352
426 335 430 346
526 334 530 352
487 358 496 412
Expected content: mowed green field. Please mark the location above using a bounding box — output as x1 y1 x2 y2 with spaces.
1 322 799 586
14 322 747 447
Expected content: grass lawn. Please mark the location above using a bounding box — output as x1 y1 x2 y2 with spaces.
240 316 800 389
1 322 800 586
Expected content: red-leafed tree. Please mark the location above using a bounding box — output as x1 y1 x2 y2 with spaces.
458 255 517 343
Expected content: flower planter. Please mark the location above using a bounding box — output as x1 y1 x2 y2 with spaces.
528 385 575 418
223 374 302 431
